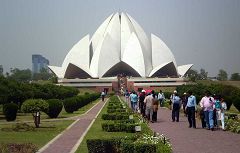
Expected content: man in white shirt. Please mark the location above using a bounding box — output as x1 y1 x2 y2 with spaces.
144 91 154 122
158 90 165 107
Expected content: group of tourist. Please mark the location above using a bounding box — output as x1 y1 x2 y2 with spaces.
124 89 227 131
125 89 165 123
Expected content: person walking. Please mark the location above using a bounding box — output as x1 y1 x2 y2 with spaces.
181 92 188 116
172 93 181 122
170 90 177 110
220 97 227 130
139 90 146 116
214 95 222 129
130 91 138 112
144 91 154 123
200 91 215 131
152 90 159 122
158 90 165 107
186 91 197 128
101 90 105 101
125 89 130 103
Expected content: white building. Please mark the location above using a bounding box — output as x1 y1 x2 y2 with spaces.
49 13 193 91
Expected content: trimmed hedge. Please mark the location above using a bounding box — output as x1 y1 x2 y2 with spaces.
63 93 100 113
101 113 129 120
3 103 18 121
176 83 240 111
45 99 63 118
87 138 158 153
63 97 78 113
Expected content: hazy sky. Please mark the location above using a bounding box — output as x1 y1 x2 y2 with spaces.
0 0 240 77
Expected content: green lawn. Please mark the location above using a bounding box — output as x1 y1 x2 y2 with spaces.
76 98 152 153
0 120 74 149
0 99 100 124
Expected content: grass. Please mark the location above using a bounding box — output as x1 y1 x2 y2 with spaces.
76 97 153 153
78 88 97 95
0 99 100 124
0 120 74 149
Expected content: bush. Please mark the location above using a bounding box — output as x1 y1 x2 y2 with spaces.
233 97 240 112
226 119 240 133
63 97 78 113
3 103 18 121
102 113 129 120
45 99 63 118
0 143 38 153
87 138 121 153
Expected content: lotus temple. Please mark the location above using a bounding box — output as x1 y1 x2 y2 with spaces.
49 12 193 92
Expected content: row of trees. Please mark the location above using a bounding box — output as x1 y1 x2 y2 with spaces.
2 68 55 83
0 76 79 105
187 69 240 81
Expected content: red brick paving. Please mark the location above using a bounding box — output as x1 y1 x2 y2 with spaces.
150 108 240 153
40 100 106 153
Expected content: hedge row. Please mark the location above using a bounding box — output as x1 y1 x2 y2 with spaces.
176 83 240 111
102 122 138 133
0 76 79 105
87 96 172 153
63 93 100 113
101 113 130 120
87 137 157 153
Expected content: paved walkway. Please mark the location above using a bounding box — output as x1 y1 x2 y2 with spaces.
38 99 107 153
150 108 240 153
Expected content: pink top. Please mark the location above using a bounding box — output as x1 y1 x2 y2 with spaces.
200 96 214 111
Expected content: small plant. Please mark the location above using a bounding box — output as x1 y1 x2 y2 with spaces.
3 103 18 121
0 143 38 153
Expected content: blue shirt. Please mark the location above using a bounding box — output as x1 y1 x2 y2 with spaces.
130 94 138 103
187 95 196 109
173 96 181 104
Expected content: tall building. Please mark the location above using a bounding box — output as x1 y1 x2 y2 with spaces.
32 55 49 73
0 65 3 75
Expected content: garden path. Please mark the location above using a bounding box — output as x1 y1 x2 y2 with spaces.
150 107 240 153
38 99 107 153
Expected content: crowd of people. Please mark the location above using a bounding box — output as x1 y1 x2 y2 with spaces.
124 89 227 131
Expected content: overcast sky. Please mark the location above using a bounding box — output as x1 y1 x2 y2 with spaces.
0 0 240 77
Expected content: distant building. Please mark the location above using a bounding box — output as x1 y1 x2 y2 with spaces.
32 55 49 73
0 65 3 75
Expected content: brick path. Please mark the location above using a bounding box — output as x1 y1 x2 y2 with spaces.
150 108 240 153
38 99 106 153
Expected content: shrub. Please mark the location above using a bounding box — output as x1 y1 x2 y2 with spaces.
102 113 129 120
233 96 240 112
3 103 18 121
0 143 38 153
45 99 63 118
87 138 121 153
63 97 78 113
225 119 240 133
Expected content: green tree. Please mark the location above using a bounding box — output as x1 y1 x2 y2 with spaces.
230 73 240 81
8 68 32 82
21 99 49 128
217 69 228 81
186 69 199 82
32 68 53 81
